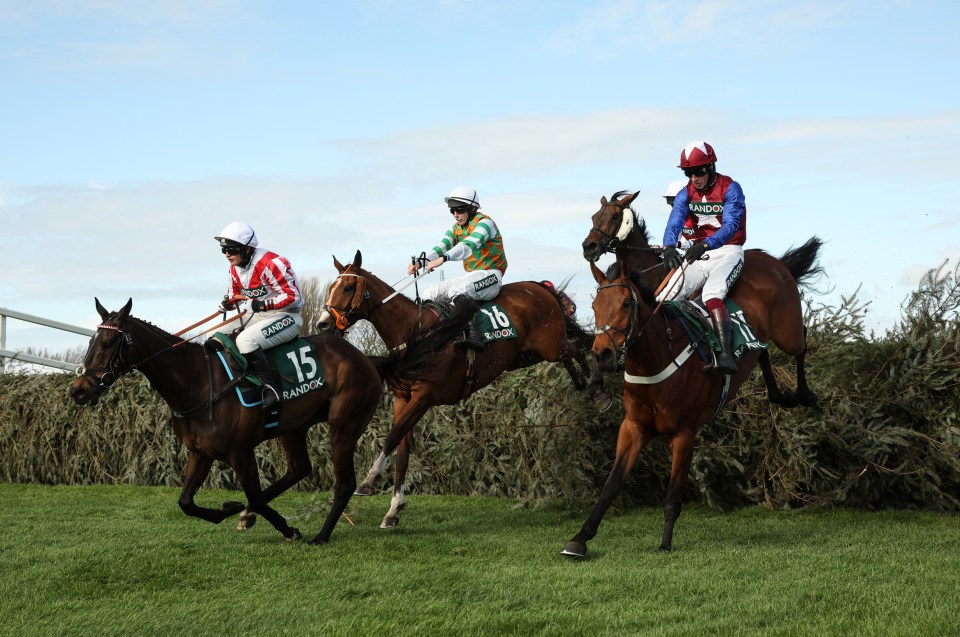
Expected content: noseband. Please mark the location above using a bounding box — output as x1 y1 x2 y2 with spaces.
323 273 372 330
594 282 641 367
75 322 134 397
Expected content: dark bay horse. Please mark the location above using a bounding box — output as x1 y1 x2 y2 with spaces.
70 298 468 544
562 253 819 558
315 250 605 528
583 190 823 408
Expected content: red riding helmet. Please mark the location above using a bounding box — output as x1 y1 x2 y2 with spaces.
678 141 717 168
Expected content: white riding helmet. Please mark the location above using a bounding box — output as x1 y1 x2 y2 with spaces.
214 221 259 248
664 180 687 198
444 186 481 210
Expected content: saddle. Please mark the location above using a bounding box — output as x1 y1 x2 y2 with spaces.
662 299 766 361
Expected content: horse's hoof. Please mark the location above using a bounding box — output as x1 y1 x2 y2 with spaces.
560 541 587 559
237 510 257 531
799 391 818 407
380 515 400 529
594 392 613 413
354 484 375 496
285 527 303 542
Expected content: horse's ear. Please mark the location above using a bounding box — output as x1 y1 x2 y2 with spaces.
623 191 640 206
590 260 606 285
353 250 362 270
333 255 345 273
605 261 622 281
118 298 133 321
600 195 609 206
95 297 109 320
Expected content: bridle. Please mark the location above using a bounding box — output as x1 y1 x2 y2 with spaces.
323 272 372 331
589 203 662 273
594 282 642 367
75 320 134 398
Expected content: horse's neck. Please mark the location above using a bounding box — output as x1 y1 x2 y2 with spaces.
129 319 209 410
618 229 660 268
623 304 681 376
365 275 428 349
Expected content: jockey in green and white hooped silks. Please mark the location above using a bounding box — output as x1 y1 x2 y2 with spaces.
407 187 509 349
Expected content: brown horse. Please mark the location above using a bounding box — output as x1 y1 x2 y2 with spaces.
315 250 606 528
562 250 819 558
70 298 467 544
582 190 823 408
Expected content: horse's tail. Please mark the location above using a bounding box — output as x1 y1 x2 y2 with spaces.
369 300 473 389
779 236 825 288
536 279 594 351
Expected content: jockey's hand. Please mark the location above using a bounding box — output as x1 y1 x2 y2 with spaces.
407 262 420 275
685 242 708 263
250 299 268 313
218 295 237 313
662 246 682 270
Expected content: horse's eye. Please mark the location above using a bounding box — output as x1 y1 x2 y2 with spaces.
345 285 355 293
622 299 631 310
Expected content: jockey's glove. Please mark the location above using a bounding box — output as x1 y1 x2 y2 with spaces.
251 299 270 313
685 242 708 263
662 246 683 270
218 295 237 313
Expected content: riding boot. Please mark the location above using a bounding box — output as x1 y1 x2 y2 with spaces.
247 346 281 408
450 295 486 350
705 306 738 375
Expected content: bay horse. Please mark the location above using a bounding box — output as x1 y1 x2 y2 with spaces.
582 190 823 408
561 250 822 558
70 297 469 544
315 250 606 528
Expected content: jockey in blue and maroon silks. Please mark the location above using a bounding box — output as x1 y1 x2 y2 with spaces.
658 141 746 375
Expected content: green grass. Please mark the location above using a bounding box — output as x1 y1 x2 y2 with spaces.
1 484 958 637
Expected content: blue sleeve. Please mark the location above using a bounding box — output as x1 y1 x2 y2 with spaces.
662 189 690 246
705 181 745 248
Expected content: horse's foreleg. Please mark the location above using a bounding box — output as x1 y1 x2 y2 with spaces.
356 451 390 496
660 430 696 552
567 341 612 413
311 431 360 545
381 432 412 528
238 430 313 531
230 447 301 541
561 419 647 559
177 451 245 524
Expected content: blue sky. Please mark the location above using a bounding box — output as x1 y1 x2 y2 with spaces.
2 1 959 355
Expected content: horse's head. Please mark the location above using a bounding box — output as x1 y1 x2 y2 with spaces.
590 259 641 372
316 250 373 334
582 190 640 262
70 297 135 406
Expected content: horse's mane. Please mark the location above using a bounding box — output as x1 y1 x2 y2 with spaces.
609 190 652 247
603 261 658 307
126 314 188 346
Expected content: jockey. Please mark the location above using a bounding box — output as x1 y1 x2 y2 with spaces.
215 221 304 408
658 141 746 375
407 186 508 350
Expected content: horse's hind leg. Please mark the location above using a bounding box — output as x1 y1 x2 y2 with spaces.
311 430 361 545
565 344 612 413
758 349 799 408
238 430 313 531
178 451 246 524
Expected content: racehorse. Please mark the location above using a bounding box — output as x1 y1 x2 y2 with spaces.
561 249 821 558
582 190 823 408
70 297 469 544
315 250 606 528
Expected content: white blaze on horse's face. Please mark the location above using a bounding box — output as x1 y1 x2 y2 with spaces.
615 206 634 241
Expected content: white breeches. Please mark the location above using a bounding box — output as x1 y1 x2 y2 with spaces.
234 311 303 353
423 269 503 302
656 244 744 304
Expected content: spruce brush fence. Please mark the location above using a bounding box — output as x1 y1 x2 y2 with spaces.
2 264 959 511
